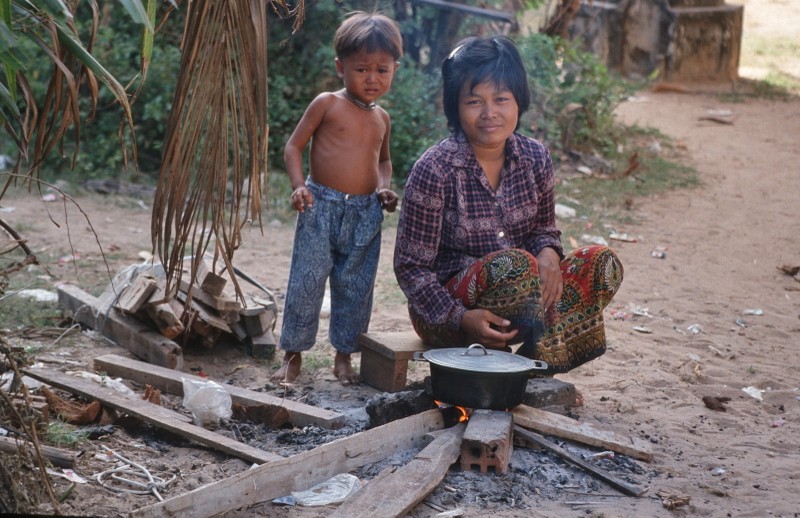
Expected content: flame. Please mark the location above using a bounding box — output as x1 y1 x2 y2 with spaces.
434 400 472 422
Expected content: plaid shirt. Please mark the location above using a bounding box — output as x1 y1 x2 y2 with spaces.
394 131 562 330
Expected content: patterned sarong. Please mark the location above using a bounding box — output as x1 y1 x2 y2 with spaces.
409 246 623 374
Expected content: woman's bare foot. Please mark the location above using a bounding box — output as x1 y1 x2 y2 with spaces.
333 352 361 386
271 352 302 383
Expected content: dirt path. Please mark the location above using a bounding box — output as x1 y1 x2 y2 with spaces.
555 91 800 516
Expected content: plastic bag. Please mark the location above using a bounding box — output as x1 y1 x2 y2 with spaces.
291 473 361 506
181 378 232 427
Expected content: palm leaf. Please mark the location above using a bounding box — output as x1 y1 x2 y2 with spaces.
151 0 274 300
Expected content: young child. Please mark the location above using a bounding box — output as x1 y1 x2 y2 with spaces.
271 12 402 385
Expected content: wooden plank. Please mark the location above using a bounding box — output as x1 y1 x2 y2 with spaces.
131 409 446 518
328 423 465 518
358 331 427 361
20 366 281 465
0 435 75 469
115 274 157 314
178 279 241 312
58 284 183 370
514 426 647 496
512 405 653 462
93 354 346 429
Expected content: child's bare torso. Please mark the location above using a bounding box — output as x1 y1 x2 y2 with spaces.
309 95 389 195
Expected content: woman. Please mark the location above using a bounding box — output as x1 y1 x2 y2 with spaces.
393 36 623 374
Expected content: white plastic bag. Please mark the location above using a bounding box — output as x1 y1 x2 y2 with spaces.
181 378 232 428
291 473 361 506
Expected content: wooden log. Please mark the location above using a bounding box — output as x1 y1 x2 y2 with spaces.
0 436 75 469
512 405 653 462
21 366 281 465
130 409 446 518
513 426 648 497
328 423 465 518
58 284 183 370
93 354 346 429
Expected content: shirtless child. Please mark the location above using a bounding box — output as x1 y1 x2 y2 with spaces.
271 12 402 385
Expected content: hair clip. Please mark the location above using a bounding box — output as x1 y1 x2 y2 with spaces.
447 44 464 60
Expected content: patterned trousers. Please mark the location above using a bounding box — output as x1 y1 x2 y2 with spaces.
409 246 623 373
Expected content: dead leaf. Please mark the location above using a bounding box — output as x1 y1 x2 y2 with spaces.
702 395 731 412
657 490 691 509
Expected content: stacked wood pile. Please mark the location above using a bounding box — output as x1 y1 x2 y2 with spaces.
112 258 278 358
58 257 277 369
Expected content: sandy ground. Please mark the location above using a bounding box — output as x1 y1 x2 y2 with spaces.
3 89 798 517
2 1 800 515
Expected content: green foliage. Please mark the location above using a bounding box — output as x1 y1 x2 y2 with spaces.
517 33 638 158
37 5 183 181
381 63 447 182
45 419 90 448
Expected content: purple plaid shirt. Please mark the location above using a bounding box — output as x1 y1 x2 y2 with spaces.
394 131 562 330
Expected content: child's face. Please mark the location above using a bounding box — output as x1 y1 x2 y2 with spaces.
335 50 399 106
458 80 519 151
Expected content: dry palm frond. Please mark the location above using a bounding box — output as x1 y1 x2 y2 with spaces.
151 0 272 300
0 1 136 191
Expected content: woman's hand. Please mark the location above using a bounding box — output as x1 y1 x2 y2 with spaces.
460 309 518 349
536 247 563 310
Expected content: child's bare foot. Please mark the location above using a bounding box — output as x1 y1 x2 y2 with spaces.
271 352 302 383
333 352 361 386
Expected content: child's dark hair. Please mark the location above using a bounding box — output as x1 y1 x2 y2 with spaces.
441 36 531 133
334 12 403 61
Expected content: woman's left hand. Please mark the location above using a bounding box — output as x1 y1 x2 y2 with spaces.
536 247 563 310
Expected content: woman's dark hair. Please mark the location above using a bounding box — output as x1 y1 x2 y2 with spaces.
441 36 530 133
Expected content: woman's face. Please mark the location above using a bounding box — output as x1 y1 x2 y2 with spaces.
458 80 518 151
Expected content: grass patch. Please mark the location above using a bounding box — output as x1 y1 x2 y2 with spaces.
555 124 699 244
0 293 61 330
44 419 90 448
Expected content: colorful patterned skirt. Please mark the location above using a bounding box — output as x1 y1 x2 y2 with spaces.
409 246 623 374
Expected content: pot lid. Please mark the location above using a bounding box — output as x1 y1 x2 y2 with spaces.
422 343 545 373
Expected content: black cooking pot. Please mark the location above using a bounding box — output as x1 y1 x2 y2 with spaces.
414 344 548 410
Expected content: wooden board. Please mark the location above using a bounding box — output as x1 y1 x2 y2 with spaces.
512 405 653 462
178 278 241 312
131 409 446 518
328 423 465 518
115 274 157 314
93 354 346 429
58 284 183 370
21 366 281 465
358 331 427 361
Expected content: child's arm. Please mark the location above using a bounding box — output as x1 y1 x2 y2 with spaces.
376 112 398 213
284 93 333 211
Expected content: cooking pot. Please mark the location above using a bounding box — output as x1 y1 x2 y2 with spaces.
414 344 548 410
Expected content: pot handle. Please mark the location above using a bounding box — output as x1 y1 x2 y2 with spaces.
462 343 489 357
412 351 428 361
530 359 549 370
